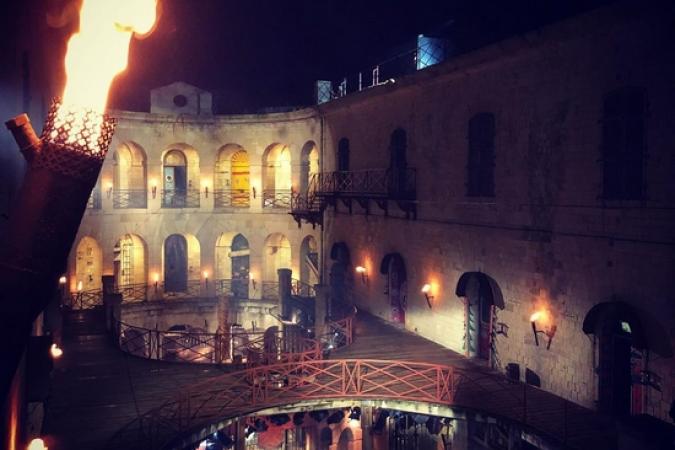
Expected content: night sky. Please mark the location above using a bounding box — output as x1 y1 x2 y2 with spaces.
2 0 614 114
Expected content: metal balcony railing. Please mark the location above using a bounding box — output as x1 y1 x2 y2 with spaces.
113 189 147 209
87 189 101 209
214 189 250 209
161 189 200 208
262 189 292 209
261 281 279 300
161 279 202 299
214 279 232 297
115 283 148 302
64 289 103 309
291 278 316 298
315 168 416 200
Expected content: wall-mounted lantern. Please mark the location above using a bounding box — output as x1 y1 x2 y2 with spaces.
421 283 434 308
252 186 257 199
202 180 209 198
153 273 159 292
355 266 368 284
203 270 209 287
251 278 258 291
105 181 113 198
150 178 158 199
530 310 557 349
50 343 63 359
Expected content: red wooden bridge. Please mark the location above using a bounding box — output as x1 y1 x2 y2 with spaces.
44 309 616 450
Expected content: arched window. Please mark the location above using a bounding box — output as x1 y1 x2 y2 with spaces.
263 144 292 209
467 113 495 197
337 138 350 172
301 141 319 193
113 142 147 208
601 87 646 200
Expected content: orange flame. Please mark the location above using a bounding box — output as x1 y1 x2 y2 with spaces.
55 0 158 146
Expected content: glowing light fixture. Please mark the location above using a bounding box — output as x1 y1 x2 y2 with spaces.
153 272 159 292
77 281 83 292
421 283 434 308
355 266 368 284
530 310 557 349
50 343 63 359
202 180 209 198
150 178 158 198
58 276 67 285
105 181 113 198
27 438 48 450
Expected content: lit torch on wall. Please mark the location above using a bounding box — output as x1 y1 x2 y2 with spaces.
530 309 557 350
1 0 158 399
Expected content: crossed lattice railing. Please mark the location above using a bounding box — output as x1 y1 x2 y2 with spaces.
107 358 459 450
262 189 292 209
213 189 251 208
113 189 148 209
64 289 103 309
313 168 416 199
291 278 315 298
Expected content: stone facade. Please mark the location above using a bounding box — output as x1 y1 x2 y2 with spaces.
318 2 675 421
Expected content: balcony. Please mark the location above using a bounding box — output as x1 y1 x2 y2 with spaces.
161 189 200 208
262 281 279 300
113 189 147 209
262 189 292 210
214 189 250 209
291 168 417 226
161 279 202 299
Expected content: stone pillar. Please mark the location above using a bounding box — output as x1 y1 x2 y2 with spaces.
278 268 292 320
101 275 120 331
314 284 329 337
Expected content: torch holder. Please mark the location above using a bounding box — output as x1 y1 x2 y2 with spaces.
1 100 115 399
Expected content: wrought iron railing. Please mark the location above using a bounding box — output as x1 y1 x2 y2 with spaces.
291 278 316 298
116 283 148 303
64 289 103 309
213 189 250 209
214 279 232 297
314 168 416 200
87 189 101 209
261 281 279 300
161 189 201 208
113 189 147 209
161 279 202 299
262 189 292 209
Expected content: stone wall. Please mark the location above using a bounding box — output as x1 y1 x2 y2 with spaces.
320 2 675 420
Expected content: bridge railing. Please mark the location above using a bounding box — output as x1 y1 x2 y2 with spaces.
107 358 459 450
290 278 315 298
64 289 103 309
111 314 353 366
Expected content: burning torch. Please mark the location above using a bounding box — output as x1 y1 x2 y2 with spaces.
1 0 158 398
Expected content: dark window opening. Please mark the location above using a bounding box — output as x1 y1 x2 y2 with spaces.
467 113 495 197
601 87 646 200
337 138 350 171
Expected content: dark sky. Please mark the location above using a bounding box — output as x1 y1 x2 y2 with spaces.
2 0 614 113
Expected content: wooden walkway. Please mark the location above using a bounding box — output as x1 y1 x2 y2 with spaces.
44 309 616 450
332 312 616 450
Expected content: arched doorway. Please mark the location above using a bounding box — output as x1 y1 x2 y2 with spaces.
263 233 291 298
163 150 187 207
300 235 319 289
164 234 188 292
231 234 250 299
380 253 407 326
300 141 319 193
113 234 147 299
329 242 353 319
455 272 505 362
215 144 250 208
582 301 672 416
74 236 102 292
113 142 147 208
